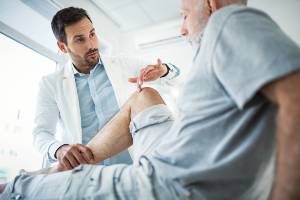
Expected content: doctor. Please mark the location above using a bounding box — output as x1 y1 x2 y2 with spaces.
33 7 180 169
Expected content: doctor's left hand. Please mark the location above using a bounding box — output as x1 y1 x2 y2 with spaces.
128 58 168 92
55 144 95 170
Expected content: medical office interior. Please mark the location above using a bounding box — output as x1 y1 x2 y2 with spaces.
0 0 300 184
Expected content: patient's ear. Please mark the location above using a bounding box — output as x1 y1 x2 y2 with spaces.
207 0 218 14
57 41 68 53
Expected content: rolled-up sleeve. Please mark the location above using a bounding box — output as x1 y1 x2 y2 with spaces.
212 9 300 109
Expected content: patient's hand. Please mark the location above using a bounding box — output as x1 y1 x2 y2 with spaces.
17 162 68 176
48 163 67 173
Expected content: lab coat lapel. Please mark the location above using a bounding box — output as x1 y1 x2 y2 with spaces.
101 55 123 107
62 61 82 143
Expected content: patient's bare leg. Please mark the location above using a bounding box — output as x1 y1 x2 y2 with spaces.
87 87 165 163
21 87 165 175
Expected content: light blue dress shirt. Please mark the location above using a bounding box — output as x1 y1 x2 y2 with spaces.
72 61 119 147
49 60 130 165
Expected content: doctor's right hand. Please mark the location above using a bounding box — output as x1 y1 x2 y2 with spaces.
128 58 167 92
55 144 95 170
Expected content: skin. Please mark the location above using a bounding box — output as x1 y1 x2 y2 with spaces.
181 0 211 44
128 58 169 92
181 0 300 199
57 17 100 74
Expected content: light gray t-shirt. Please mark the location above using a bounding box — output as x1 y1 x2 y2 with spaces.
150 5 300 200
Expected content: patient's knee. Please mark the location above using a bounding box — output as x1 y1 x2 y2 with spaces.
139 87 160 98
130 87 165 118
136 87 164 104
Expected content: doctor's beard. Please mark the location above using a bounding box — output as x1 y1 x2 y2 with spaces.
84 48 100 67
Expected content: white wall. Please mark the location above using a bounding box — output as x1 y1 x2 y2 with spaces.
0 0 59 59
1 0 299 62
249 0 300 46
55 0 122 54
118 19 194 83
0 0 122 61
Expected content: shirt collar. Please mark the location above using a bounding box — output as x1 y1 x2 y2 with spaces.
72 59 103 76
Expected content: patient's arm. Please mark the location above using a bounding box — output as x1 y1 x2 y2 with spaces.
262 71 300 200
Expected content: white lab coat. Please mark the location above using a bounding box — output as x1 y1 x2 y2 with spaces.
32 55 177 167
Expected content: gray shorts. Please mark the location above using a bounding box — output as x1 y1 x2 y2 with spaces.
0 104 174 200
129 104 174 163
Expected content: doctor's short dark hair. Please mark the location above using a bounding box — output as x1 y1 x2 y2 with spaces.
51 7 93 44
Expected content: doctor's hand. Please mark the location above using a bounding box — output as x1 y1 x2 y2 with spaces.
55 144 95 170
128 58 168 92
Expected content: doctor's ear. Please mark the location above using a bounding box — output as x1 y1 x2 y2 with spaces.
57 41 68 53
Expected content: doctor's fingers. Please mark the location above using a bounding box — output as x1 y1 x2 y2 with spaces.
128 77 138 83
139 68 147 84
76 144 95 163
128 66 154 83
143 71 157 81
137 69 146 92
60 145 85 168
143 65 156 74
64 152 80 168
61 157 73 170
69 147 89 164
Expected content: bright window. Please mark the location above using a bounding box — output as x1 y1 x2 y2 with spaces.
0 33 56 182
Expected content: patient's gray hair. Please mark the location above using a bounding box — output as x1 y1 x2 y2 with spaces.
218 0 248 5
196 0 247 9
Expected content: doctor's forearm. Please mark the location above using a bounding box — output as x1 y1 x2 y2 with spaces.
86 107 133 163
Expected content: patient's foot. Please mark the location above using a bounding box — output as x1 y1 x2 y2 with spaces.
0 183 6 193
19 164 66 176
48 164 66 174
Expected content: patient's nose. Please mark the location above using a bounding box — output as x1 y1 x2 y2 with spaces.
181 27 188 37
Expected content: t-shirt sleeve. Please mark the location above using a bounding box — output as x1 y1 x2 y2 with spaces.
212 8 300 109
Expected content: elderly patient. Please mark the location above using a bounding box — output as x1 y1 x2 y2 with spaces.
2 0 300 199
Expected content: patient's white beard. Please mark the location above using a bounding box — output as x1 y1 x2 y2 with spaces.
185 30 204 52
190 31 205 62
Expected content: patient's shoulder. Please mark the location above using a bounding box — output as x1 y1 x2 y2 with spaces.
207 4 276 40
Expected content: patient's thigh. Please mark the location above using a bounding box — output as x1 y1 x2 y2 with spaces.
3 168 74 199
